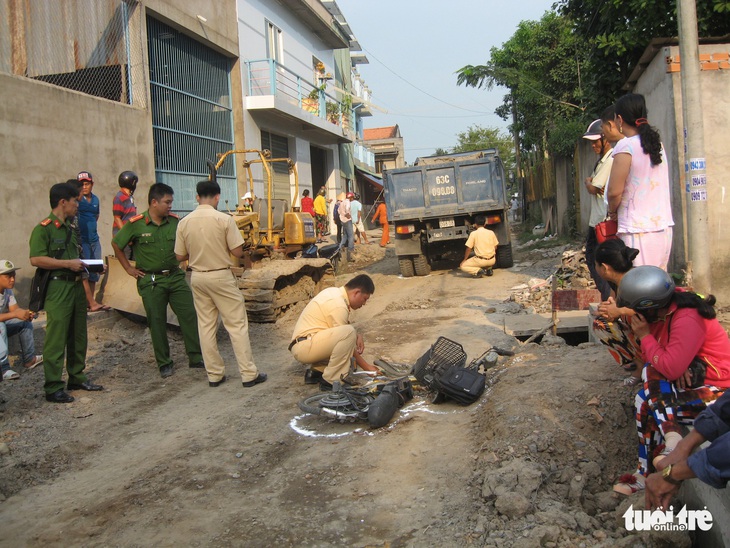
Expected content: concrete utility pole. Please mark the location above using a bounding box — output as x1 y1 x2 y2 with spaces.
677 0 711 292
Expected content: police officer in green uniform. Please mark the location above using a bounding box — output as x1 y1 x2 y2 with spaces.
112 183 203 378
29 182 103 403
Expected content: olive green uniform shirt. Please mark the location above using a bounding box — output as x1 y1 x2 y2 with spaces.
112 211 180 271
28 213 79 274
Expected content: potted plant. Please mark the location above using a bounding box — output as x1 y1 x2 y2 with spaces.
341 94 353 130
302 86 323 115
326 101 340 124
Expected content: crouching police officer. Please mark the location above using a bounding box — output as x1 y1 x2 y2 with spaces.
112 183 204 378
29 182 103 403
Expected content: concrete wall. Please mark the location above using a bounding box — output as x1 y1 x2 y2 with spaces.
0 0 242 304
0 73 155 304
145 0 239 56
634 44 730 301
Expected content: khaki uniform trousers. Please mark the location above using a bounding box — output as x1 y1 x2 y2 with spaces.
460 255 496 276
190 269 258 383
291 325 356 384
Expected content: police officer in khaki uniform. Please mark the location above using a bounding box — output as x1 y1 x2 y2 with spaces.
289 274 378 390
112 183 204 378
460 215 499 278
174 179 266 389
29 182 103 403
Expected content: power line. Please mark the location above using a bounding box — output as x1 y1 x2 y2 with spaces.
363 46 493 114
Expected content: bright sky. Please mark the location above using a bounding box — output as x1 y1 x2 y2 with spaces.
335 0 555 164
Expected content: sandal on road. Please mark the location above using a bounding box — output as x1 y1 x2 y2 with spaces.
613 472 645 495
623 375 641 387
24 355 43 369
2 369 20 380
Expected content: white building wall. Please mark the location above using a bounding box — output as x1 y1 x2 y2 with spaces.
237 0 343 203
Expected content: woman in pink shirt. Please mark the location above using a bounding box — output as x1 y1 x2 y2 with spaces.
612 266 730 495
606 94 674 270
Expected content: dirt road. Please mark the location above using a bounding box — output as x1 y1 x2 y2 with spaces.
0 242 691 546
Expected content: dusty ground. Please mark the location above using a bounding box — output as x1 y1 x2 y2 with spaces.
0 233 699 547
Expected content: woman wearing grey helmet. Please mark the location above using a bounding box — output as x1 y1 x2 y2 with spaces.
612 266 730 496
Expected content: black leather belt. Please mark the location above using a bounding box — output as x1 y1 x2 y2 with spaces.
195 267 230 273
51 274 81 282
476 255 495 261
288 336 310 351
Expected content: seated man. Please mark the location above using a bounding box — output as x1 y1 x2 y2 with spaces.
0 260 43 380
645 389 730 511
460 216 499 278
289 274 378 390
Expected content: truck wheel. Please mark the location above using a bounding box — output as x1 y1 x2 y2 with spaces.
398 258 415 277
495 243 514 269
413 254 431 276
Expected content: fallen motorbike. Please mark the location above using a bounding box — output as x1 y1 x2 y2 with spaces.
302 242 341 273
298 376 414 428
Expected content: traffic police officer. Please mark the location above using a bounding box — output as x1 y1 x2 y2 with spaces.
112 183 204 378
29 182 103 403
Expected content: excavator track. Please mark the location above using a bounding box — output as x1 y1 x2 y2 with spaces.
234 258 335 322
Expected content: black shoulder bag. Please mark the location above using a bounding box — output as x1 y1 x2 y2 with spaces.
29 226 73 312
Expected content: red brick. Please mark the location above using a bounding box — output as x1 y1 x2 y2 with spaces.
666 63 681 73
702 61 720 70
711 52 729 62
699 53 711 61
552 289 602 311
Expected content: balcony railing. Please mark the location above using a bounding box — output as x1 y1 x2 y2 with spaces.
354 142 375 168
245 59 353 130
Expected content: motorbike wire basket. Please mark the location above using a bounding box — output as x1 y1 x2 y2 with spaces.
411 337 467 390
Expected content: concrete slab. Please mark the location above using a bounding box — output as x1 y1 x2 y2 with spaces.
484 310 590 337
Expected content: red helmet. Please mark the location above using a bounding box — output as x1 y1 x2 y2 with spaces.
346 192 355 199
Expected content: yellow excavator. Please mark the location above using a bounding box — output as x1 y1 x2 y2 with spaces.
102 149 337 323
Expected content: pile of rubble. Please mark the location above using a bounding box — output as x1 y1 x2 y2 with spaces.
510 247 597 313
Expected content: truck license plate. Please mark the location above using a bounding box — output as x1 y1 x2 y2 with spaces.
439 219 455 228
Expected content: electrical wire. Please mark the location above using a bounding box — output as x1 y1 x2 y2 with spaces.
363 47 493 115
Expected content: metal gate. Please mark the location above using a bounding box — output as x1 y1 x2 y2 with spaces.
147 17 235 213
261 130 291 200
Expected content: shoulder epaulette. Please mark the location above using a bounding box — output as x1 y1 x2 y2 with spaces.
40 218 52 226
130 214 144 223
168 213 179 219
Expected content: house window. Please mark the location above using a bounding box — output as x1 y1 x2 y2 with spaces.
266 21 283 64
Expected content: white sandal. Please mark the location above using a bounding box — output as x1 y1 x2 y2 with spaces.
2 369 20 380
623 375 641 386
613 472 645 495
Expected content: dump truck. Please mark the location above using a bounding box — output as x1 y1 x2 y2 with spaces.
103 149 336 323
383 149 513 277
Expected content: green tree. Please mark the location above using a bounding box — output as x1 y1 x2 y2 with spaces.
558 0 730 115
457 12 589 159
450 125 516 174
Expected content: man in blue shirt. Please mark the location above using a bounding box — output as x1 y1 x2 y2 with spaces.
350 193 369 245
76 171 108 312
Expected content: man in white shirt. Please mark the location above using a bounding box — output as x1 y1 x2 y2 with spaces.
582 119 613 300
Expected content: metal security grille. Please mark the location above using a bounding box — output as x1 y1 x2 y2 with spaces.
147 17 235 213
260 130 291 200
0 0 144 105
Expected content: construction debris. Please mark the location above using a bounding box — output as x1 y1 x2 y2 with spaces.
510 247 598 314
